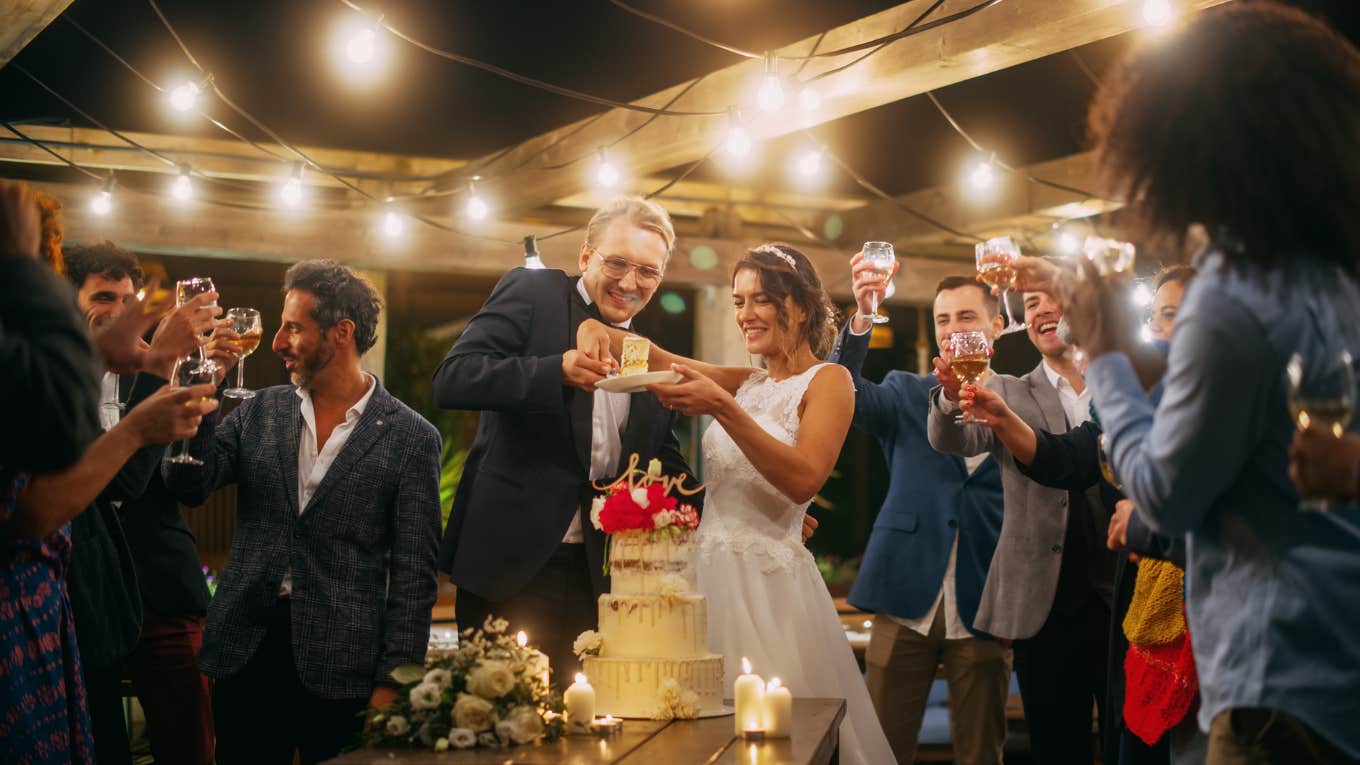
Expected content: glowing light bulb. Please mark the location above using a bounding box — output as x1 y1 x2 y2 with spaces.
968 156 996 193
798 85 821 113
1143 0 1174 28
347 25 377 64
725 124 752 158
168 81 200 113
382 209 404 239
516 631 528 647
756 75 785 113
170 168 193 202
795 148 823 178
1057 230 1080 255
1140 324 1155 344
595 150 620 189
1133 282 1154 308
466 194 489 221
91 189 112 216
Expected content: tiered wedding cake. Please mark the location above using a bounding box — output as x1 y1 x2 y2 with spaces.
575 457 724 719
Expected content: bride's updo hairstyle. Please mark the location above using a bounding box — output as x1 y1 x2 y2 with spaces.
733 243 840 359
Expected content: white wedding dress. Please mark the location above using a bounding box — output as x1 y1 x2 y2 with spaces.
696 364 895 765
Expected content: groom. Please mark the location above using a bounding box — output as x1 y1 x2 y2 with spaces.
433 196 702 683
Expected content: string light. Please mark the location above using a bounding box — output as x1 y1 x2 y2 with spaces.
381 199 405 239
723 108 753 159
967 153 996 195
90 176 114 216
333 13 390 85
798 84 821 113
1057 229 1080 255
167 80 201 112
1133 281 1154 308
794 146 823 179
170 165 193 202
755 53 785 113
465 178 489 221
1142 0 1175 28
523 235 546 269
594 148 621 190
279 163 304 208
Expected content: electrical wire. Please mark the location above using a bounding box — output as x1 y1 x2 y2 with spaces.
805 0 947 84
1 121 104 180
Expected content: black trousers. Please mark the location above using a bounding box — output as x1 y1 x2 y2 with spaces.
455 543 596 690
82 660 132 765
1014 594 1111 765
212 600 367 765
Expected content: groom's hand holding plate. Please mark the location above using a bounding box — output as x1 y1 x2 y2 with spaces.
563 349 613 392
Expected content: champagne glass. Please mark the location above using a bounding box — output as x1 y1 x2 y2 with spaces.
950 330 992 424
176 277 217 361
975 237 1026 335
860 241 896 325
1082 236 1136 279
223 308 263 400
164 357 218 466
1286 351 1356 511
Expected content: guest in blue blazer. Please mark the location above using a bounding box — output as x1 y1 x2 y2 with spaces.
827 263 1008 765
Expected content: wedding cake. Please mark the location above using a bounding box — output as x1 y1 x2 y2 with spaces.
575 458 724 719
620 334 650 376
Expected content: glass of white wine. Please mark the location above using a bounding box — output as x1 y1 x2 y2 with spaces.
165 356 218 466
950 330 992 424
860 241 896 325
176 276 217 362
223 307 263 400
1286 350 1356 511
975 237 1026 335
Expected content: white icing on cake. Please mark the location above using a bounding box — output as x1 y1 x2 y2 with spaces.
608 530 696 596
597 594 708 659
582 654 724 718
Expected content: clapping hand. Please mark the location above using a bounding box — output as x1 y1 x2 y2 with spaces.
648 363 733 417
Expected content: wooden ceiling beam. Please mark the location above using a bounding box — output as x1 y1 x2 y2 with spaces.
0 0 71 67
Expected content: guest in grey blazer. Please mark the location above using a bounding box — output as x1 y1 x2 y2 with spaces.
928 289 1113 765
166 260 442 765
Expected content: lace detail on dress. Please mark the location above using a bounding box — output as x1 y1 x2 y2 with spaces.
696 528 812 574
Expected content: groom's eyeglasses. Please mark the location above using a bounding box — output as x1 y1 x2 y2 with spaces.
589 248 664 287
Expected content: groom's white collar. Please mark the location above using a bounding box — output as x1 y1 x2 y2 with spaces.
575 278 633 330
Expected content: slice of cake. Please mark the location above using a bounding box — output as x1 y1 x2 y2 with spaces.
620 334 650 376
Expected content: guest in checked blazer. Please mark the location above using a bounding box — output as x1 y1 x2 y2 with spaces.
433 196 701 685
165 260 442 765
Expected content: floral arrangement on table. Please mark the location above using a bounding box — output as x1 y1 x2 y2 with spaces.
590 455 702 553
363 616 564 751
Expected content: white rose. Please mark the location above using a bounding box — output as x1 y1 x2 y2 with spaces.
478 731 500 748
657 574 688 601
452 693 497 732
408 682 443 711
503 705 545 744
572 630 603 658
652 509 676 529
647 458 663 477
467 660 516 699
449 728 478 749
385 715 411 737
631 486 650 508
678 689 700 719
423 668 453 690
590 496 606 530
434 738 450 752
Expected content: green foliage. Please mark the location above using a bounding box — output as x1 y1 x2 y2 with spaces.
815 555 862 586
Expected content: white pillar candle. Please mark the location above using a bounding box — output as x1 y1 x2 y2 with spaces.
733 657 765 735
565 673 596 725
763 678 792 738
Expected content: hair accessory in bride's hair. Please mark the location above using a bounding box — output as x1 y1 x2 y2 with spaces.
753 244 797 269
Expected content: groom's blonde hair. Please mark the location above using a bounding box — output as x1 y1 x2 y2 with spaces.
584 196 676 261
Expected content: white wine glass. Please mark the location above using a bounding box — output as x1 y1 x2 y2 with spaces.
176 276 217 362
950 330 992 424
860 241 896 325
223 308 263 400
976 237 1026 336
164 357 218 466
1286 350 1356 511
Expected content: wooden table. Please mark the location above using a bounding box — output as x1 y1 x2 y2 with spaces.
325 698 846 765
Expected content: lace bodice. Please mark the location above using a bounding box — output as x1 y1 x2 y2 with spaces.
696 363 832 573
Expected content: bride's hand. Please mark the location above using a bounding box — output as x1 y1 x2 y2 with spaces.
647 363 734 417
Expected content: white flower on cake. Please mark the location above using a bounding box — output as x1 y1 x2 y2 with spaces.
502 705 546 744
678 690 699 718
408 682 443 711
657 574 688 601
452 693 497 732
422 668 453 689
467 660 516 699
630 486 650 509
448 728 477 749
590 496 606 531
384 715 410 737
573 629 603 659
653 678 700 720
647 458 663 477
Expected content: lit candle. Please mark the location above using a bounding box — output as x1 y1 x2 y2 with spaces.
763 678 792 738
733 657 765 735
565 673 596 726
516 630 528 647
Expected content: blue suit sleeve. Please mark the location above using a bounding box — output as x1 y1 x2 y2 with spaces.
828 320 902 440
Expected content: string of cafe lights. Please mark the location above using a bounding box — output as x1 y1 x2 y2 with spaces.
5 0 1183 254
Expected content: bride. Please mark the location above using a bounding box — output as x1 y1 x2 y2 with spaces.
579 243 894 765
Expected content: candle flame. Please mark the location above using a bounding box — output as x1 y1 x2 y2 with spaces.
767 678 782 691
741 657 752 674
574 673 588 685
602 715 615 723
516 630 528 647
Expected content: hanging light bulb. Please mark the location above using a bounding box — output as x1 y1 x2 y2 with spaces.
170 165 193 202
333 13 390 85
967 153 996 194
1142 0 1175 28
523 235 546 270
795 146 823 179
724 108 753 159
595 148 620 190
798 84 821 113
755 53 785 113
382 209 405 239
347 24 378 65
465 178 489 221
1133 281 1155 308
168 80 201 113
1057 228 1080 255
90 177 114 216
279 163 304 208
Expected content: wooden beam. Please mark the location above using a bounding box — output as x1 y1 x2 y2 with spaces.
22 177 967 303
553 179 864 230
452 0 1230 216
0 0 71 67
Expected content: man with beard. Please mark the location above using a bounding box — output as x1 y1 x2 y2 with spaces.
165 260 442 765
433 196 701 684
928 289 1114 765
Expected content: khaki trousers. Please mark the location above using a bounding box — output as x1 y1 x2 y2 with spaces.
1207 709 1358 765
864 610 1011 765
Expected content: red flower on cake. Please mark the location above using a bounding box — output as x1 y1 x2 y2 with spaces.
596 482 680 534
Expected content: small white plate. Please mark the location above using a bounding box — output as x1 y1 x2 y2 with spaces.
595 370 682 393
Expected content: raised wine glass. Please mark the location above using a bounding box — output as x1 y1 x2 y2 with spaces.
950 330 992 424
1286 350 1356 511
164 356 218 466
860 241 896 325
223 308 263 400
176 276 217 361
975 237 1026 335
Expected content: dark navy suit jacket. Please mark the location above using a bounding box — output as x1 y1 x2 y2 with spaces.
828 322 1003 634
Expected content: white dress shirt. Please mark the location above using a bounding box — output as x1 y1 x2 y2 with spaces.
279 372 377 596
563 279 632 543
99 371 120 432
1041 360 1091 427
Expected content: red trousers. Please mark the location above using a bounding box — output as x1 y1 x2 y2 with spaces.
126 608 214 765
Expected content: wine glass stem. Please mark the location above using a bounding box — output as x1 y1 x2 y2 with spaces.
870 291 879 320
175 437 191 460
236 359 246 390
1001 289 1020 328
